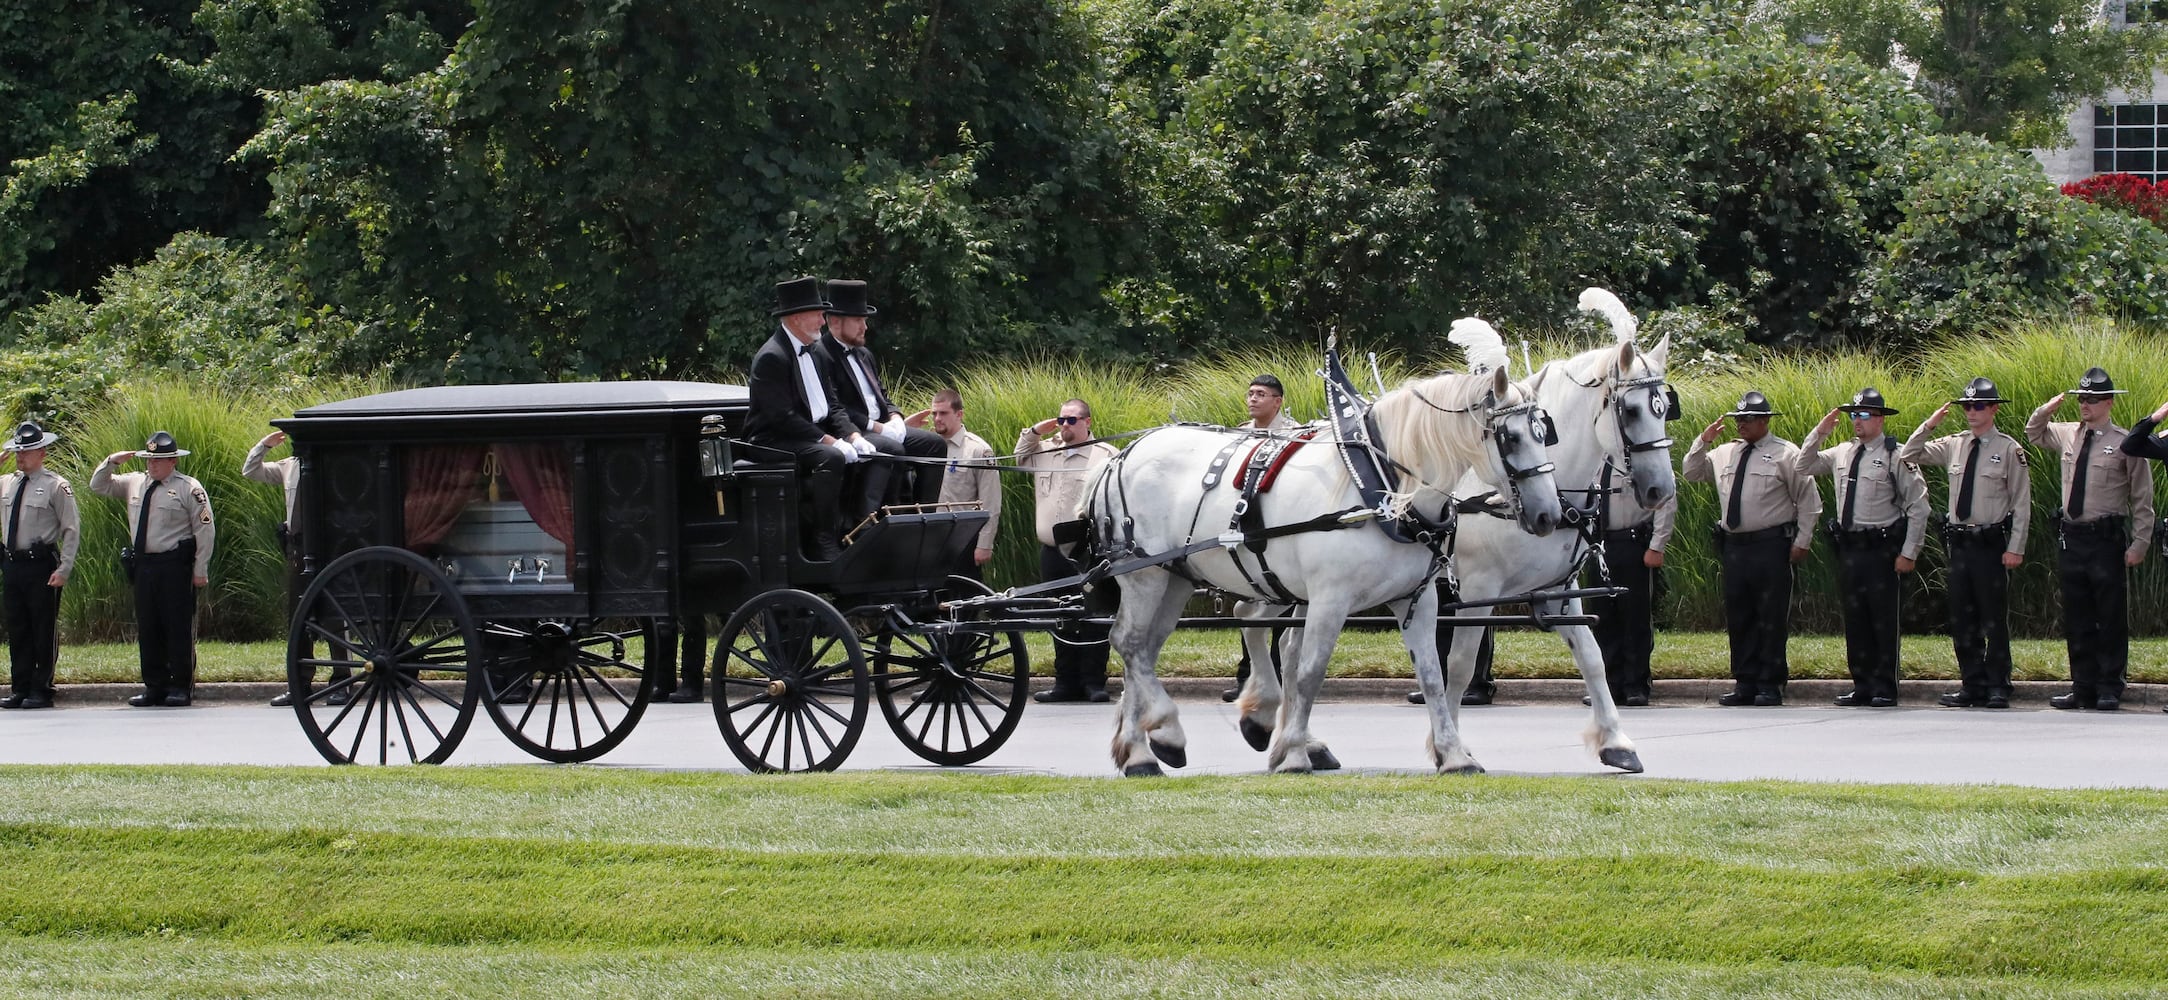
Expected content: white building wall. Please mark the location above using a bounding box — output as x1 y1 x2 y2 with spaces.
2033 71 2168 185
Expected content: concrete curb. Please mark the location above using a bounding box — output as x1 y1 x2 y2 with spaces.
33 677 2168 709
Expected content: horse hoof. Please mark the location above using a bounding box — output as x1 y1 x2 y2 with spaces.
1150 741 1188 769
1309 747 1342 771
1599 747 1644 773
1123 761 1165 778
1440 761 1486 776
1238 717 1271 752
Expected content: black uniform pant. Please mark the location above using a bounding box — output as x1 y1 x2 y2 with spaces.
891 427 948 505
133 547 197 698
1834 534 1902 700
1445 626 1497 697
1040 545 1109 694
1945 533 2013 700
2059 524 2129 701
676 614 709 693
1590 526 1655 701
4 555 61 698
1718 531 1792 693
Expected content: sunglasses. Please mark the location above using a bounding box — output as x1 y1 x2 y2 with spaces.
1055 416 1083 426
1961 402 1996 412
2077 394 2111 405
1846 410 1878 420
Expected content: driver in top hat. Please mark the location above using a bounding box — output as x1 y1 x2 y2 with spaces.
1903 377 2030 709
744 275 880 561
0 421 79 710
1684 390 1820 707
92 430 214 707
818 279 945 509
2027 367 2153 712
1797 387 1928 708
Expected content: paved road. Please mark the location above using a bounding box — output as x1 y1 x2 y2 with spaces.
5 695 2167 788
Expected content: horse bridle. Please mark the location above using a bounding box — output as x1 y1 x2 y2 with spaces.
1406 383 1558 517
1607 371 1677 482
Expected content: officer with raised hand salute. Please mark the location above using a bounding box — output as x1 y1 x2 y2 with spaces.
1683 391 1819 707
1902 378 2029 709
0 422 79 710
2027 368 2153 712
1796 388 1928 707
91 431 214 707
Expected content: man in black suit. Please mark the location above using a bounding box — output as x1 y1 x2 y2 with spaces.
820 280 945 508
745 276 878 560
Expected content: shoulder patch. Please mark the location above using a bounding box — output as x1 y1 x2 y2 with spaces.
55 480 71 497
190 486 208 504
2017 451 2029 467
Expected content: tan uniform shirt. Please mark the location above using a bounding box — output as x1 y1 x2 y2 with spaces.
243 442 299 523
1016 428 1118 548
1245 412 1300 432
1796 429 1930 559
0 468 81 581
1683 435 1820 542
91 462 215 578
1600 487 1677 553
1899 423 2030 555
2025 404 2155 560
938 428 1002 553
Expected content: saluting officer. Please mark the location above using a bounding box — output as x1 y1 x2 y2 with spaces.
91 431 214 707
0 422 79 710
1797 388 1928 707
1684 391 1820 706
2027 368 2154 711
2117 395 2168 713
1901 378 2029 709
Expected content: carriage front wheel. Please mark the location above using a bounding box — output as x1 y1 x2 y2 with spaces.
286 546 481 765
871 576 1030 766
481 616 658 763
711 589 868 772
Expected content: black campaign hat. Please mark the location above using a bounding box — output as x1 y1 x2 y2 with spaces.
823 279 878 317
1843 387 1898 416
3 421 57 452
770 276 830 317
2072 366 2127 396
1723 390 1780 418
1952 377 2007 405
135 430 189 458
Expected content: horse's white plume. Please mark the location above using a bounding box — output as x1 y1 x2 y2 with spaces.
1448 317 1510 375
1577 287 1637 343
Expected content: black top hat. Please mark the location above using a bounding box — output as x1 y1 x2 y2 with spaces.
770 276 830 317
1843 387 1898 416
3 421 57 453
135 430 190 459
2072 366 2127 396
823 280 878 317
1249 374 1284 394
1951 377 2007 405
1723 390 1780 418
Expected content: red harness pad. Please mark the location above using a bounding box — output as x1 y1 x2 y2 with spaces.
1234 428 1318 492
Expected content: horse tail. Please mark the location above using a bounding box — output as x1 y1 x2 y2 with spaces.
1577 287 1638 342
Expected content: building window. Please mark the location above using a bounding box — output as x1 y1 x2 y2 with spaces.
2095 104 2167 180
2127 0 2168 23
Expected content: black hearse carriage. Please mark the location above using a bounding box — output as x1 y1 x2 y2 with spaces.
276 381 1025 771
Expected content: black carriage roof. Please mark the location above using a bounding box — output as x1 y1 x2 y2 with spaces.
278 381 749 437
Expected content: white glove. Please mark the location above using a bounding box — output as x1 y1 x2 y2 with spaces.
851 435 878 457
831 440 861 464
881 418 906 443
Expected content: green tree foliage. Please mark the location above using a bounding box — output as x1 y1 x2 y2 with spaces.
246 0 1127 382
1777 0 2168 146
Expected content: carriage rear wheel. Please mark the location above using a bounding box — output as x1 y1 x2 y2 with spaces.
711 589 868 773
286 546 481 765
481 616 658 763
871 576 1030 766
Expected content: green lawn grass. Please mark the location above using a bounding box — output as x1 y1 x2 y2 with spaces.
2 767 2166 996
58 631 2168 685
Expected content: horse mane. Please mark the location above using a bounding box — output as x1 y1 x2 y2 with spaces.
1367 370 1507 516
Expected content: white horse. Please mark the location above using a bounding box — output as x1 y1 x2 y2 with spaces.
1086 336 1565 775
1420 288 1676 774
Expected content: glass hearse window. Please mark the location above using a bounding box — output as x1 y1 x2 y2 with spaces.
403 443 575 591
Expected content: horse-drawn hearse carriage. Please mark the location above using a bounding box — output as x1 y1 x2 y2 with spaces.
276 380 1026 771
276 290 1677 777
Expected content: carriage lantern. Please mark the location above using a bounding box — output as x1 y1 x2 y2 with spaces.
697 413 732 477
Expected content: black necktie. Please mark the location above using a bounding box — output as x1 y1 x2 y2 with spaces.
2069 429 2094 518
135 478 160 553
1598 462 1614 529
1955 439 1980 521
6 473 23 551
1840 445 1865 529
1725 441 1753 529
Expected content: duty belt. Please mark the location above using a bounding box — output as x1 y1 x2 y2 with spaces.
1828 519 1905 548
3 542 56 563
1716 524 1794 546
1939 517 2010 544
2059 514 2127 536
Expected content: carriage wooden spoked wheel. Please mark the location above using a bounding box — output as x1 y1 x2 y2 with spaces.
869 576 1030 766
711 588 869 772
286 546 481 765
481 616 657 763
